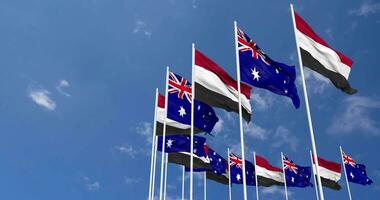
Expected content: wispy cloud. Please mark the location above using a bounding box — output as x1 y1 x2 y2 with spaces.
29 88 56 111
244 122 269 140
114 143 138 158
244 123 298 151
271 126 299 152
328 96 380 135
349 1 380 16
324 27 333 40
133 19 152 37
56 79 71 97
136 122 153 143
124 176 141 184
261 186 292 197
83 176 100 191
302 68 330 94
212 118 224 135
251 92 274 111
191 0 198 9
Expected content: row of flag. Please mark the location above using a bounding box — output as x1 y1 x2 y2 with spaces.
155 10 357 136
148 4 369 200
156 135 373 189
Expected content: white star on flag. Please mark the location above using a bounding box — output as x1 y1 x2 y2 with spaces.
236 174 241 181
166 139 173 148
251 68 260 81
178 106 186 117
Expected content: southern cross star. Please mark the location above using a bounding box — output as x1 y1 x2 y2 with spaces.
166 139 173 148
236 174 241 181
251 68 260 81
178 106 186 117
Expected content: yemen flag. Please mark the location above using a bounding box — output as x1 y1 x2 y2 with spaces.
194 49 252 122
255 155 284 187
156 93 201 135
294 11 357 94
312 156 342 190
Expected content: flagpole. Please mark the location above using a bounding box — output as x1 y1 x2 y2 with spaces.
182 166 185 200
290 4 325 200
340 146 353 200
228 148 232 200
204 172 207 200
310 150 320 200
190 43 195 200
159 67 170 200
152 135 158 200
234 20 248 200
163 153 168 200
253 151 259 200
281 152 288 200
148 89 159 200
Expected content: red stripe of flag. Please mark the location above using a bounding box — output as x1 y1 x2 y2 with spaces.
158 93 165 108
294 11 353 67
195 49 251 98
256 155 282 172
312 156 341 174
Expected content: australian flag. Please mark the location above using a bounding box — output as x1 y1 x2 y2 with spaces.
237 27 300 108
186 147 229 184
156 135 207 156
229 153 256 185
283 155 313 188
167 71 219 133
343 151 373 185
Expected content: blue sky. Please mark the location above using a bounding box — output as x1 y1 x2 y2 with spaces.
0 0 379 199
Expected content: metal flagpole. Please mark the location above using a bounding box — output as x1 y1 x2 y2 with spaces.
340 146 353 200
152 135 159 200
228 148 232 200
190 43 195 200
290 4 325 200
159 67 170 200
253 152 259 200
310 150 320 200
204 172 207 200
182 166 185 200
148 89 159 200
281 152 288 200
234 20 248 200
163 153 168 200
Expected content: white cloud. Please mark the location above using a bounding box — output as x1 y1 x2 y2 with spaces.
289 51 296 62
29 88 56 111
191 0 197 9
124 177 141 184
244 122 269 140
261 186 292 197
325 27 333 40
302 68 330 94
115 143 138 158
56 79 71 97
83 176 100 191
350 1 380 16
136 122 153 143
251 92 274 111
271 126 299 152
133 19 152 37
212 118 224 135
328 96 380 135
